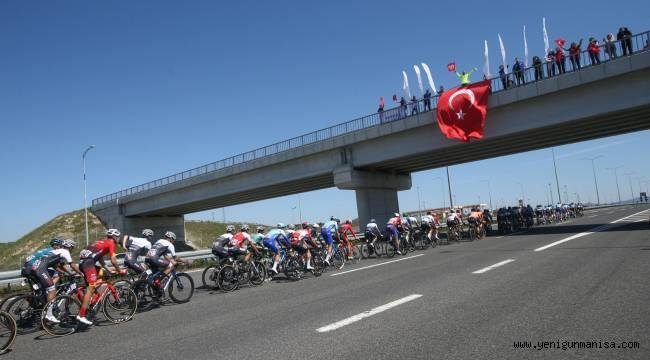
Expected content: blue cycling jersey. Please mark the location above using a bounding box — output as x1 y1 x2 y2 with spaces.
24 247 53 268
323 221 338 232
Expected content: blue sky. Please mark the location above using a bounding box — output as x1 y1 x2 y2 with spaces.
1 0 648 242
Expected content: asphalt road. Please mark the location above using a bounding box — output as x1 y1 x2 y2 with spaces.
4 205 649 360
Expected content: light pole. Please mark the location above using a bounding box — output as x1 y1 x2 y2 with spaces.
446 166 454 210
82 145 95 247
606 166 623 203
582 155 603 205
480 179 493 209
624 172 635 203
434 176 446 210
516 182 526 204
551 148 562 203
416 186 422 217
548 183 553 205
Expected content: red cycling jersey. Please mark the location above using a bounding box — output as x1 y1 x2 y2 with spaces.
230 232 250 248
339 223 355 241
291 230 310 246
387 217 401 226
80 239 116 262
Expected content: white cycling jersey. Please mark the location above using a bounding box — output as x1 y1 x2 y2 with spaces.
421 215 434 224
365 222 379 231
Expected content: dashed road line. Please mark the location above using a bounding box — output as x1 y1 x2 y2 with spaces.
316 294 423 332
472 259 516 274
330 254 425 277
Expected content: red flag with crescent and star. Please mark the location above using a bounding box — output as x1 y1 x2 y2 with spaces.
436 80 491 142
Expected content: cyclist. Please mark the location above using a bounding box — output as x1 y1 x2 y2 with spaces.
290 223 315 270
446 210 461 233
468 208 483 239
386 213 403 255
77 229 127 325
420 211 438 243
120 229 153 276
22 238 81 323
230 224 259 264
482 209 493 234
145 231 188 289
364 218 382 252
263 223 291 274
338 219 358 260
321 217 339 264
404 213 419 245
251 226 265 248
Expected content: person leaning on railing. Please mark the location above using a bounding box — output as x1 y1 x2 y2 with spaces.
604 33 617 59
587 37 601 65
617 27 633 55
532 55 543 81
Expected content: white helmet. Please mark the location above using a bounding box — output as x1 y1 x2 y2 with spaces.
226 225 235 233
287 224 295 230
240 224 250 231
62 239 76 249
106 229 121 237
277 223 286 229
142 229 154 237
164 231 177 241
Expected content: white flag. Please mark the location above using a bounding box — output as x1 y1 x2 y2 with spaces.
420 62 437 94
413 65 424 96
483 40 491 78
523 25 529 67
543 17 550 56
402 70 412 99
498 33 507 71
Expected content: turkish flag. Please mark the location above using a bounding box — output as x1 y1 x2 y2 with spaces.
436 80 491 142
447 62 456 72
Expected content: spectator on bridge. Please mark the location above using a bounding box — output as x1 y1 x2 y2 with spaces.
604 33 617 59
377 103 385 123
587 38 601 65
546 49 557 77
498 64 508 89
399 97 407 118
554 45 566 74
410 96 419 115
617 27 633 55
512 57 525 86
456 67 477 86
532 55 543 81
564 39 583 70
438 85 444 95
423 89 432 111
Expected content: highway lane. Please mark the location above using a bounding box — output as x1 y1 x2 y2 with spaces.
4 205 649 359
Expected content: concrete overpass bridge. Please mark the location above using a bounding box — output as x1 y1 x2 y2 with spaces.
92 45 650 241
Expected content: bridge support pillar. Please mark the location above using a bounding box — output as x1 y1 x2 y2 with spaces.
93 205 186 243
334 166 411 226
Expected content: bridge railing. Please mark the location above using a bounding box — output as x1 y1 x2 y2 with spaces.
93 30 650 206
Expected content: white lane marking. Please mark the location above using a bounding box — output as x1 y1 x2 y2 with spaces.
186 268 204 274
472 259 515 274
316 294 423 332
612 209 650 223
330 254 425 277
588 215 597 218
494 236 503 239
535 209 650 251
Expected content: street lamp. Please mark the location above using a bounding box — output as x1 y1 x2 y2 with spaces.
581 155 603 205
416 186 422 217
433 176 446 210
606 166 623 203
446 166 454 210
516 182 526 204
624 172 635 204
480 179 493 209
551 148 562 203
82 145 95 246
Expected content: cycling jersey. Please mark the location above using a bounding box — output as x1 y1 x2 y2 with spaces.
407 217 418 227
23 247 54 269
263 229 289 253
80 239 117 262
446 213 458 222
40 248 73 269
230 232 252 248
323 221 338 232
387 217 402 226
291 229 310 247
147 239 176 258
251 233 264 245
421 215 434 224
124 236 152 255
339 223 355 241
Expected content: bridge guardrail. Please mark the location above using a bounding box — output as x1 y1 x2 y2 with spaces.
92 32 650 207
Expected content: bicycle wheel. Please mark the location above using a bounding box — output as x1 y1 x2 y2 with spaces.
468 228 476 242
132 280 157 312
102 286 137 323
0 294 22 312
201 265 220 289
352 245 362 263
217 266 238 292
310 253 324 277
248 261 266 286
0 311 16 354
385 242 396 257
330 250 345 270
283 258 303 281
41 295 79 336
168 273 195 303
359 244 369 259
5 294 41 334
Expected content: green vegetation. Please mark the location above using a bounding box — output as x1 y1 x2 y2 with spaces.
0 210 268 271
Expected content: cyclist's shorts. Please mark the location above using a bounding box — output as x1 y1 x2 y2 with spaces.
263 237 280 254
80 259 99 285
145 256 171 272
420 223 432 232
386 224 398 238
321 228 334 245
212 246 229 258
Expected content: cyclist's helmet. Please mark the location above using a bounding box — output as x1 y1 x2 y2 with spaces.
277 223 286 229
164 231 177 241
50 238 63 247
301 221 310 229
394 213 400 217
402 213 408 217
312 223 320 229
287 224 295 230
106 229 121 238
240 224 250 232
226 225 235 233
142 229 154 237
330 216 335 221
62 239 76 249
256 226 265 233
369 218 376 223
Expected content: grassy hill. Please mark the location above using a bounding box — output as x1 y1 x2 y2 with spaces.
0 210 268 271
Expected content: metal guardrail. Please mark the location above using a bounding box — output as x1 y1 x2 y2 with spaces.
92 31 650 206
